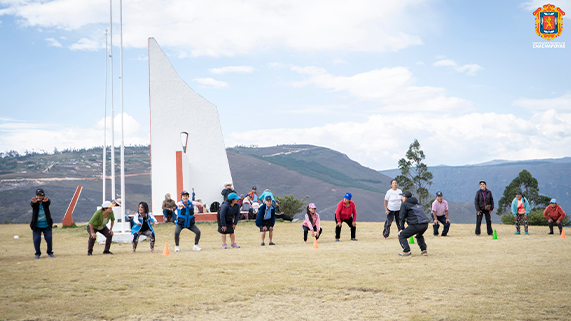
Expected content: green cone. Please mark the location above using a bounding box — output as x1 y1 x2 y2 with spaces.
493 230 498 240
409 236 415 244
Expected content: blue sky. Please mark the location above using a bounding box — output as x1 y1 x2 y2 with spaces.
0 0 569 170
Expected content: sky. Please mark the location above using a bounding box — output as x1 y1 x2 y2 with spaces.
0 0 570 170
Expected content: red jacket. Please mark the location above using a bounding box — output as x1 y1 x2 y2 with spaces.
335 200 357 222
544 204 566 221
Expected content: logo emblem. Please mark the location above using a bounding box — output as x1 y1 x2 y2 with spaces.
534 4 565 40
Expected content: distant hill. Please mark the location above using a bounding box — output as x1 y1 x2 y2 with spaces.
380 158 571 221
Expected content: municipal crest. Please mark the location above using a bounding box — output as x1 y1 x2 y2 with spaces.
534 4 565 40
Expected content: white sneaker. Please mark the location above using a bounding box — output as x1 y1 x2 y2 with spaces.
192 245 201 251
292 218 299 223
175 246 180 252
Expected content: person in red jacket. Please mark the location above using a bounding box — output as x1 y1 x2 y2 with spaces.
544 199 566 235
335 192 357 241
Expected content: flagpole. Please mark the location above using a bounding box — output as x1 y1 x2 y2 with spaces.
110 0 116 202
103 29 108 203
119 0 126 232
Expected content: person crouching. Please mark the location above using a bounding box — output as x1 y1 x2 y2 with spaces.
302 203 322 244
218 192 241 249
398 191 429 257
131 202 157 253
256 196 276 246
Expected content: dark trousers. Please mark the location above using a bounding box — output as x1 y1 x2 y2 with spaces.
33 227 53 256
433 215 450 236
383 211 402 238
87 225 112 253
515 214 528 233
548 220 563 234
399 223 428 253
276 214 292 221
174 224 201 246
302 225 322 242
475 211 493 235
163 209 176 222
335 217 356 239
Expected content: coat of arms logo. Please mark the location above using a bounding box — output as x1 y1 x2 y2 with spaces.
534 4 565 40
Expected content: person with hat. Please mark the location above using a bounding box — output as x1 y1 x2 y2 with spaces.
543 199 566 235
256 196 277 245
431 191 450 237
218 192 241 249
247 186 259 203
474 180 494 236
87 201 116 255
162 193 177 223
398 191 429 256
335 192 358 241
511 190 530 235
131 202 157 253
383 179 403 239
221 183 236 202
174 190 205 252
302 203 322 244
30 188 54 259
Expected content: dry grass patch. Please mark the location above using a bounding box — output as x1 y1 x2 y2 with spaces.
1 221 570 320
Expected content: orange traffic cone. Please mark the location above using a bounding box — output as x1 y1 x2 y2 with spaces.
561 229 566 239
313 237 319 249
163 242 170 255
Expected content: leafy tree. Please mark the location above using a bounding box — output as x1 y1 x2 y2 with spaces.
497 169 551 216
275 194 309 217
396 139 433 207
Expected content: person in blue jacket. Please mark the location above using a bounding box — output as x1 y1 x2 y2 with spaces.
256 196 276 246
131 202 157 253
175 190 205 252
511 190 531 235
218 192 241 249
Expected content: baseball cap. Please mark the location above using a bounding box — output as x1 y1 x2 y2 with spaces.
550 199 557 204
436 191 443 197
265 196 272 201
252 186 257 190
479 180 486 185
227 192 239 200
308 203 317 209
400 191 413 198
35 188 45 196
101 201 115 208
344 192 352 200
181 190 190 196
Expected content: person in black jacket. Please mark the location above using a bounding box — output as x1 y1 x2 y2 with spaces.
220 183 236 202
256 196 276 246
30 188 54 259
218 192 241 249
474 180 494 236
398 191 429 256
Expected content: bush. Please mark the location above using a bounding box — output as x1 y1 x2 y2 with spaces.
501 208 570 226
275 194 309 217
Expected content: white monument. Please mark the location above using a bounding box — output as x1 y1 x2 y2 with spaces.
148 37 233 218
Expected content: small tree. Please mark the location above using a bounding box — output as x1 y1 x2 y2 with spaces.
497 169 551 216
396 139 433 208
275 194 309 217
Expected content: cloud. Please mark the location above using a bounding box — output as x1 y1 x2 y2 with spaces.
209 66 254 74
69 37 103 51
192 78 228 88
520 0 571 11
44 37 62 47
290 65 472 112
0 0 425 56
433 59 483 76
0 113 149 154
227 108 571 169
332 58 348 65
513 93 571 112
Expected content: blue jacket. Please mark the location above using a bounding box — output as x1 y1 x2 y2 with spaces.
219 200 240 227
176 200 196 228
259 191 275 202
131 212 156 234
256 203 276 227
511 197 530 216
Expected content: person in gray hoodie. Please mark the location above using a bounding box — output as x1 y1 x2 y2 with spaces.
398 191 429 256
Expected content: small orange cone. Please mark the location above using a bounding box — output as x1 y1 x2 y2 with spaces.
163 242 170 255
313 237 319 249
561 229 566 239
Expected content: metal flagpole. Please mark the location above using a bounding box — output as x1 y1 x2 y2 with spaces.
119 0 126 232
103 29 108 203
110 0 116 201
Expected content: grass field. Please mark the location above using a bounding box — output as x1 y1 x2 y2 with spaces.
1 221 570 320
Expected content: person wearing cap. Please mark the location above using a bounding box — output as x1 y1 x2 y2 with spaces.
174 190 205 252
302 203 322 244
398 191 429 256
87 201 116 255
474 180 494 236
274 200 296 222
221 183 236 202
431 191 450 237
335 192 358 241
256 196 277 245
131 202 157 253
247 186 259 203
162 193 177 223
511 190 530 235
218 192 241 249
383 179 403 239
30 188 54 259
543 199 566 235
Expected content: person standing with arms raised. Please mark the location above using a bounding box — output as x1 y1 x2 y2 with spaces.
335 193 357 242
474 180 494 236
383 179 403 239
30 188 54 259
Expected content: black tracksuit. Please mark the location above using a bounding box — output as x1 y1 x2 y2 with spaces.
398 197 429 253
474 189 494 235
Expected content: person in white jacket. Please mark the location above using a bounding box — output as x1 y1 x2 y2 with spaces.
302 203 322 244
131 202 157 253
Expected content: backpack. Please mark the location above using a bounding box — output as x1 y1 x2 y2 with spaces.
411 204 430 224
210 201 221 213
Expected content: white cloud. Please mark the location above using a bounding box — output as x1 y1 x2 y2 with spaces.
0 0 425 56
69 37 103 51
192 78 228 88
44 37 62 47
209 66 254 74
332 58 348 65
433 59 483 76
0 113 148 154
513 93 571 112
